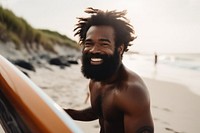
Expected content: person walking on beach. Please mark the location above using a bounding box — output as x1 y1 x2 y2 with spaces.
154 52 158 67
64 7 154 133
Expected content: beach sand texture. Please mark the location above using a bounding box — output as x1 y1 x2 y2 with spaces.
1 55 200 133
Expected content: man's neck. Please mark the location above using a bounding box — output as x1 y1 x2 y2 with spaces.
98 63 124 85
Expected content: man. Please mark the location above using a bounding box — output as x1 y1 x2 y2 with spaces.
154 52 158 66
64 7 154 133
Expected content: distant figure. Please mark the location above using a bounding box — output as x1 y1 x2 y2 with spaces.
64 7 154 133
154 52 158 66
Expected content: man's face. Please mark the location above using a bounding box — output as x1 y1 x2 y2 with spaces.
81 26 121 81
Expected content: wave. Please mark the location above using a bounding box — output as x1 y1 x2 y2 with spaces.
158 53 200 71
125 53 200 71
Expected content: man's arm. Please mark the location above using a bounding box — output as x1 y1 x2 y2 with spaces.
123 105 154 133
64 107 98 121
127 83 154 133
116 81 154 133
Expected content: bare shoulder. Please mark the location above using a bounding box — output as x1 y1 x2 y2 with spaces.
115 68 151 113
127 69 150 103
119 67 154 132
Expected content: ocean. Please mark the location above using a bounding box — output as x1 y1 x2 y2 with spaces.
123 53 200 96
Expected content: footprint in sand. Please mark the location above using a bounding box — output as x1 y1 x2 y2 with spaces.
152 105 171 112
94 125 100 128
153 117 159 121
162 121 170 125
153 117 170 126
152 105 158 108
165 127 186 133
162 107 171 112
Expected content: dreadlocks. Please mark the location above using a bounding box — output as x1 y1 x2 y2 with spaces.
74 7 136 52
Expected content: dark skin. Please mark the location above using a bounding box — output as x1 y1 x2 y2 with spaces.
65 26 154 133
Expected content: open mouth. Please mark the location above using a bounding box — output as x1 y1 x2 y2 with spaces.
90 58 103 65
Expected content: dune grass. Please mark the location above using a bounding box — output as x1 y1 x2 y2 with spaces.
0 6 79 53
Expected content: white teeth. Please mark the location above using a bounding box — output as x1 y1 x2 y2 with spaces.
91 58 102 62
91 58 102 61
90 58 103 65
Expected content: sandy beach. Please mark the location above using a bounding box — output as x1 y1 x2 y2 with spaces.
146 78 200 133
22 58 200 133
1 53 200 133
1 1 200 132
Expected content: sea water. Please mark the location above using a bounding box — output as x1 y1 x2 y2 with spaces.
123 53 200 96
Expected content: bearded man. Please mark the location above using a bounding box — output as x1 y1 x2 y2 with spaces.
64 7 154 133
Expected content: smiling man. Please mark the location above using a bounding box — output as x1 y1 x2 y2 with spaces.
64 7 154 133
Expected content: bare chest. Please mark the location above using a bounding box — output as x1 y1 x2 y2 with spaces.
90 85 123 121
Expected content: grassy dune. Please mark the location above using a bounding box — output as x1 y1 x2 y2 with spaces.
0 6 79 53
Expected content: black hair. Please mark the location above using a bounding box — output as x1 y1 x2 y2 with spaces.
74 7 136 52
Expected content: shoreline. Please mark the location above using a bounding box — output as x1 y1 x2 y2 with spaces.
123 53 200 98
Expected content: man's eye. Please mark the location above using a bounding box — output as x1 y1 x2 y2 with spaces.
101 43 109 46
84 43 92 47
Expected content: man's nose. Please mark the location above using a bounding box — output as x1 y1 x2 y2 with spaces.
89 45 101 54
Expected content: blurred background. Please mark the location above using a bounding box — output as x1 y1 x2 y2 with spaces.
1 0 200 94
1 1 200 133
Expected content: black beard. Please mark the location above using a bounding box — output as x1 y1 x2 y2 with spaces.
81 49 120 81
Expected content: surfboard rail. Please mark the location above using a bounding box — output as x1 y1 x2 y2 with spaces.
0 55 83 133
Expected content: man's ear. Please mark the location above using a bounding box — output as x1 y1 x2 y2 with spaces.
118 44 125 55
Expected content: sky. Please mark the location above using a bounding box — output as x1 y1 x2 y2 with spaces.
1 0 200 54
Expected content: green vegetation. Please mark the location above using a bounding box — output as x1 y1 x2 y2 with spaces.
0 6 79 53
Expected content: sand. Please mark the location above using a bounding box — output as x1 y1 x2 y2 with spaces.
1 60 200 133
145 78 200 133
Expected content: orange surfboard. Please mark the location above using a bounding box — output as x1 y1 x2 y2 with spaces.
0 55 83 133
